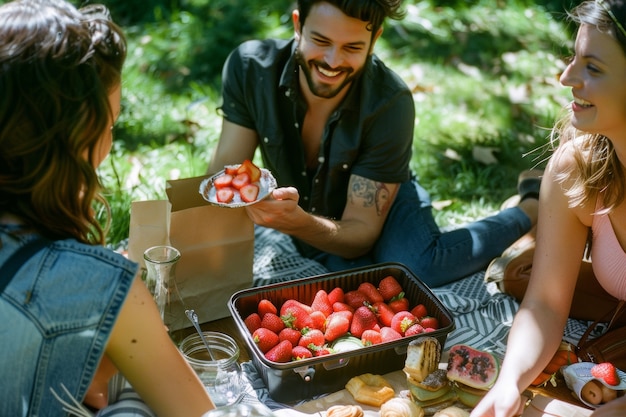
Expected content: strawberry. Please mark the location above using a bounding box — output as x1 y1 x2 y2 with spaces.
311 289 333 317
278 327 302 347
388 293 409 313
238 159 262 182
224 165 239 176
358 282 384 304
378 275 403 301
260 312 285 334
372 301 395 328
280 299 313 315
314 347 333 357
328 287 345 305
243 312 262 333
380 326 402 342
216 187 235 203
410 304 428 319
265 339 293 363
240 183 259 203
298 328 325 350
332 302 354 313
344 290 370 310
419 316 439 330
213 174 233 189
391 311 417 335
292 345 313 360
591 362 620 386
324 312 351 342
361 329 382 346
350 305 379 338
404 323 425 337
309 310 327 330
231 172 250 189
252 328 279 353
281 305 313 331
258 299 278 318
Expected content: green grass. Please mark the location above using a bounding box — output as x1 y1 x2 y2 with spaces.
95 0 577 244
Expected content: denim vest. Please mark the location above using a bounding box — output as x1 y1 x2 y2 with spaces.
0 229 137 417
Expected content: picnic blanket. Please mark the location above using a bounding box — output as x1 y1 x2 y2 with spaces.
246 226 603 409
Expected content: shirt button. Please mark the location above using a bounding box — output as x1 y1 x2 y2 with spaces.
294 122 299 128
301 171 307 176
314 179 319 184
342 164 349 170
263 137 269 143
311 207 316 212
303 196 309 201
318 156 325 164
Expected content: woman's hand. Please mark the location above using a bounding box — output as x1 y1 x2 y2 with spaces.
470 381 526 417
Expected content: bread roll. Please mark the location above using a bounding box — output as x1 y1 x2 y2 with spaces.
380 397 424 417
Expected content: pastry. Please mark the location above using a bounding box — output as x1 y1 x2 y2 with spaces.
380 397 424 417
345 373 395 407
433 406 470 417
326 404 364 417
407 369 451 401
404 336 441 382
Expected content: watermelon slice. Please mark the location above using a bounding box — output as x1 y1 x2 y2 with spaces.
446 344 499 389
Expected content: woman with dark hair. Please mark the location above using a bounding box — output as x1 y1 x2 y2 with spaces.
0 1 215 415
471 1 626 416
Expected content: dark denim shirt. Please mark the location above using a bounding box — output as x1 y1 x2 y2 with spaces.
219 38 415 220
0 228 137 416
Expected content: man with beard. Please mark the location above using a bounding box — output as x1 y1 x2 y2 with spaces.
207 0 538 286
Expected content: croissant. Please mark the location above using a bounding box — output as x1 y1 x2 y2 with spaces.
380 397 424 417
326 404 364 417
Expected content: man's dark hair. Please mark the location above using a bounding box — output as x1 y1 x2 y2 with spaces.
297 0 405 34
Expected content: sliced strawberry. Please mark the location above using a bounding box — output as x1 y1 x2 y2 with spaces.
224 165 240 176
213 174 233 189
231 172 251 189
239 159 262 182
239 183 259 202
216 187 235 203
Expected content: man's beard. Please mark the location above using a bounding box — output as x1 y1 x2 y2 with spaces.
294 46 365 99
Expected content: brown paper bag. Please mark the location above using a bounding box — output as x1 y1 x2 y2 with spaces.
128 175 254 331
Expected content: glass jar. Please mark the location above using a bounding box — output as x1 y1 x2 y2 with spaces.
179 331 244 407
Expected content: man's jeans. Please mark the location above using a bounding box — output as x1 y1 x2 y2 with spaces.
314 179 531 287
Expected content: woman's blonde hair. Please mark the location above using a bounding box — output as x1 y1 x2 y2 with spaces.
550 0 626 212
0 0 127 244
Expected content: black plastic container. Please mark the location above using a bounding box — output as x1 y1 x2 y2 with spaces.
228 262 455 403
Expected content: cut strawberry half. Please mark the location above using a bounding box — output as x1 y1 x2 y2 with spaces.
239 159 262 182
240 183 260 203
224 165 240 176
216 187 235 203
213 173 233 189
231 172 250 189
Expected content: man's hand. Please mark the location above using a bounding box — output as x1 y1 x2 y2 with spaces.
244 187 303 231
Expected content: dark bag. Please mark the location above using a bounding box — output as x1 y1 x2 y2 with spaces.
576 301 626 371
486 227 624 323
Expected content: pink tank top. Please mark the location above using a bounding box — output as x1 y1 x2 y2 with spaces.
591 207 626 300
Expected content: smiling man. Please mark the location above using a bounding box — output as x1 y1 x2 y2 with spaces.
207 0 538 286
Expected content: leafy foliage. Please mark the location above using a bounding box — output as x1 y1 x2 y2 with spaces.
81 0 577 243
